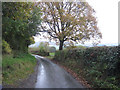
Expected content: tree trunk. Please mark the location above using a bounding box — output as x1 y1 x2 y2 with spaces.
59 41 64 50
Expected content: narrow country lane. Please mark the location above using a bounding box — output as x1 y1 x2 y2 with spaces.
34 55 85 88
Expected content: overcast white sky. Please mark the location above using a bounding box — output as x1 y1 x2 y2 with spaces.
86 0 119 45
34 0 119 46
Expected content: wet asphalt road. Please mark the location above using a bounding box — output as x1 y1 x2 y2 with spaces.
34 55 85 88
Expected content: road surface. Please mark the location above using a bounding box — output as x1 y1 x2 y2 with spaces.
34 55 85 88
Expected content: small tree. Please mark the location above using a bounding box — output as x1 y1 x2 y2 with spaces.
38 42 49 56
39 42 49 52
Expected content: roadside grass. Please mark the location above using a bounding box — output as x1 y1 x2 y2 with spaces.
2 53 36 85
49 52 55 56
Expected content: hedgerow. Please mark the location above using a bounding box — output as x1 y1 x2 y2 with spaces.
54 45 120 88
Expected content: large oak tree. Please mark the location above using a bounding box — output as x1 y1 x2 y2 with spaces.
39 2 102 50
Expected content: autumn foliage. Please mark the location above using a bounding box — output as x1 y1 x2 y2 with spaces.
39 2 102 50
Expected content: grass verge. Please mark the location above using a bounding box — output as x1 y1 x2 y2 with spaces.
49 52 55 56
2 53 36 86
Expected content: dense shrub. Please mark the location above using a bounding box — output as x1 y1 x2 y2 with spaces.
54 46 120 88
29 42 50 56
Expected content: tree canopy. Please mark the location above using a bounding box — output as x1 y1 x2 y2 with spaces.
39 2 102 50
2 2 41 53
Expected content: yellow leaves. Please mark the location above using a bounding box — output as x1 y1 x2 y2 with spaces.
29 37 35 44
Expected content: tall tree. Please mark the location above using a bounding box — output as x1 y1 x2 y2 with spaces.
2 2 41 53
39 2 102 50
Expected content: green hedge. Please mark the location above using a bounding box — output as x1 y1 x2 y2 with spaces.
54 45 120 88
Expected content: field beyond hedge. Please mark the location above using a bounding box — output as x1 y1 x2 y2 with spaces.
54 45 120 88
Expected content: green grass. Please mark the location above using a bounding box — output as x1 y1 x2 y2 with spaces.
49 52 55 56
2 53 36 85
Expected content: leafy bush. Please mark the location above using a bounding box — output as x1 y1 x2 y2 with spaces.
38 42 49 56
39 49 49 56
39 42 49 52
2 40 12 54
29 42 49 56
54 46 120 88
